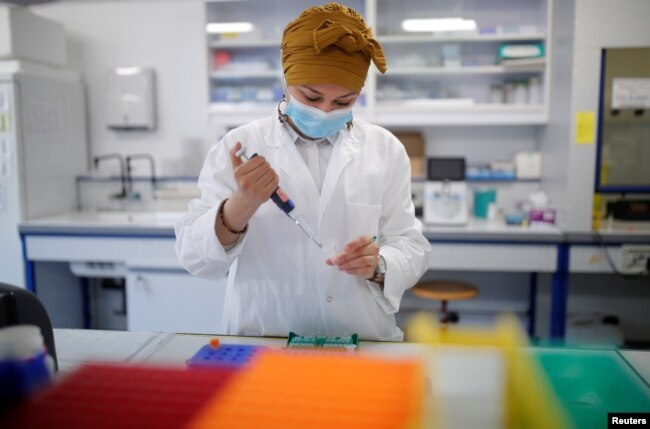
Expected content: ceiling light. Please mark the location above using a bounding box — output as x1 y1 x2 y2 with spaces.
205 22 254 34
402 18 477 33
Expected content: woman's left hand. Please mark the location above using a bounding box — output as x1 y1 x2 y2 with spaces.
326 235 379 279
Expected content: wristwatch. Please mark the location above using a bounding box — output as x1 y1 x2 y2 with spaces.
370 255 386 284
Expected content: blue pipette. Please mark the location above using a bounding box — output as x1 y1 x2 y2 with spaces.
236 147 331 255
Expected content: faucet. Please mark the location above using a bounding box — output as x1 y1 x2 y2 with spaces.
93 153 128 199
126 154 157 199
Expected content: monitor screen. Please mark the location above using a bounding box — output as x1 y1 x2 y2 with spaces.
427 158 466 181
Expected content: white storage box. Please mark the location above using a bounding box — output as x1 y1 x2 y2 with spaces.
0 5 66 67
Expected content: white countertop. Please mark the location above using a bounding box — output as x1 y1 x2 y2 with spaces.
23 210 185 228
20 210 564 241
18 211 650 242
19 210 185 235
422 218 563 242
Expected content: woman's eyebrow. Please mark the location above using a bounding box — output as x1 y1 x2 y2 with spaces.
303 85 356 99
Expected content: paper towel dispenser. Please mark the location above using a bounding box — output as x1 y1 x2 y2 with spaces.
106 67 156 130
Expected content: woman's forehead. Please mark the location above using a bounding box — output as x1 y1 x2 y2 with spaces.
293 83 357 97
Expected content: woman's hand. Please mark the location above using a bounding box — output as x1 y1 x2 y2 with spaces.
326 236 379 279
229 142 279 210
215 142 279 245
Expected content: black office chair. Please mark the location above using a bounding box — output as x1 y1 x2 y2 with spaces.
0 283 58 371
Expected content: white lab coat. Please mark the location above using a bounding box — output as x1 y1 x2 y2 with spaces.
175 116 431 341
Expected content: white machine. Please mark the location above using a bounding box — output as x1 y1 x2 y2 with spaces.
424 158 469 225
0 5 87 288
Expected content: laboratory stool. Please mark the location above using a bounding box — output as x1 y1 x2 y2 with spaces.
411 280 478 325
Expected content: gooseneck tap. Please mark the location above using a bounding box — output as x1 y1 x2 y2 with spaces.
126 154 157 199
93 153 127 198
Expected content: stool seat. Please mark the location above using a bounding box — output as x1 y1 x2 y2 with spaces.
412 280 478 302
412 281 478 325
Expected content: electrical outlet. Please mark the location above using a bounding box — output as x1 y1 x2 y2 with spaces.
621 245 650 274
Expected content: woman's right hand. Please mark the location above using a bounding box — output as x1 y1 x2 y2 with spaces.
215 142 280 245
228 142 279 211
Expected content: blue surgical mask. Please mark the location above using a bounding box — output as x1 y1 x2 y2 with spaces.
284 96 353 139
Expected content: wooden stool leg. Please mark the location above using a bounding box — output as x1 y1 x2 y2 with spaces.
440 300 448 324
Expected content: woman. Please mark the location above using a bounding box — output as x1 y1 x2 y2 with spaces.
175 3 430 341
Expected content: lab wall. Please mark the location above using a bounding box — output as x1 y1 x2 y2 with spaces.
32 0 215 178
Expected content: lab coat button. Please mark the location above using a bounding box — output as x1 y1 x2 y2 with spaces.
327 296 333 303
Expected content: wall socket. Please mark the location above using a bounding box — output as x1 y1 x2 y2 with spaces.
621 245 650 274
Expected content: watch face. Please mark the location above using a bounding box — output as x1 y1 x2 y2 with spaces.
378 255 386 273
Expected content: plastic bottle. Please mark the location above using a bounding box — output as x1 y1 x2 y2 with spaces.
528 77 541 105
0 325 54 415
489 85 504 104
514 80 528 104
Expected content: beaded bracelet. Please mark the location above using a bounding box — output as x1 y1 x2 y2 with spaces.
218 198 248 235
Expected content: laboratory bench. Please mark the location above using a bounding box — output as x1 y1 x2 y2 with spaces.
47 328 650 429
17 212 650 341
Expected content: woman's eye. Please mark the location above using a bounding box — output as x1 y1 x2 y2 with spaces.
305 96 320 102
335 101 351 106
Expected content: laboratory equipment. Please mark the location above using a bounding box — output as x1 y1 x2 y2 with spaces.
596 47 650 193
1 364 238 428
0 325 54 415
187 343 267 368
186 350 423 429
285 332 359 351
529 208 556 226
473 188 497 219
235 147 331 255
515 151 543 179
0 283 57 371
424 157 469 225
0 11 88 288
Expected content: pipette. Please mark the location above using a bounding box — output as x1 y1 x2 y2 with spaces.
235 147 333 256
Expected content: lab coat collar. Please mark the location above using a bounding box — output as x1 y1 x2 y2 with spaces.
318 124 361 228
268 118 320 203
264 116 364 228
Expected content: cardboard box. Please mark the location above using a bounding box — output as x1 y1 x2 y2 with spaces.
394 132 425 177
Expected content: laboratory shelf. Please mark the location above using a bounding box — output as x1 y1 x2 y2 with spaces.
411 177 542 183
208 34 547 49
377 33 547 44
209 39 280 49
387 64 545 76
205 0 552 128
210 70 280 79
207 103 545 126
374 104 547 126
208 103 370 127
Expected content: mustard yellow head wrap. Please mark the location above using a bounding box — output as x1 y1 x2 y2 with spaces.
281 3 387 94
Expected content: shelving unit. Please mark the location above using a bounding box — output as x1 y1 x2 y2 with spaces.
388 64 545 76
378 33 547 44
205 0 552 127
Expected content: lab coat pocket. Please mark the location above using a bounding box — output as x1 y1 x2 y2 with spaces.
346 202 381 242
